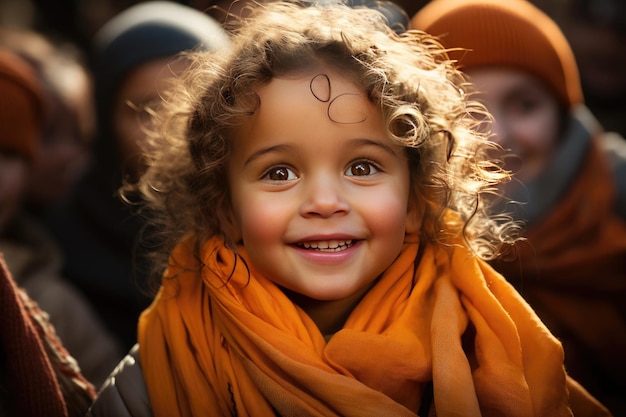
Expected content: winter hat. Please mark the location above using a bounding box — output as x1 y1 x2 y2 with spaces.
0 48 44 162
410 0 583 108
92 1 231 97
89 1 231 177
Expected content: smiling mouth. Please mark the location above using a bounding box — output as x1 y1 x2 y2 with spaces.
296 240 354 252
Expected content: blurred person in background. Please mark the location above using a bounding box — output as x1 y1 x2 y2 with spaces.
412 0 626 414
0 46 121 390
43 1 231 353
0 27 94 214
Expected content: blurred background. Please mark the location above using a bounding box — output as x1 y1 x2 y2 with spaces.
1 0 625 137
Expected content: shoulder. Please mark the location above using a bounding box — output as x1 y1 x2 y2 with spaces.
87 345 153 417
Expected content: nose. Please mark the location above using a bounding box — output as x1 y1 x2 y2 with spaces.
299 173 350 218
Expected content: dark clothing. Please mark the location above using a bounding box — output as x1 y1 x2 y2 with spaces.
43 184 152 351
1 215 123 388
86 345 153 417
0 255 95 416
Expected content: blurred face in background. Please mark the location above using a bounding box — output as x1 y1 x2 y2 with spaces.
27 76 93 205
113 57 187 180
467 67 562 184
0 152 29 232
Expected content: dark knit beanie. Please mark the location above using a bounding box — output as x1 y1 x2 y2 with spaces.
410 0 583 108
0 48 44 162
92 0 230 98
89 1 231 176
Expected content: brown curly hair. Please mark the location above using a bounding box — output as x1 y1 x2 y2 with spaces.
126 1 521 288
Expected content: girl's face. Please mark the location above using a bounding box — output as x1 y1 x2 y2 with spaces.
467 67 561 183
228 68 412 303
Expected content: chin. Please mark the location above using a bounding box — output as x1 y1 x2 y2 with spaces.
280 285 363 303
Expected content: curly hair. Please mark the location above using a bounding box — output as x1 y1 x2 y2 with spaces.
126 0 521 286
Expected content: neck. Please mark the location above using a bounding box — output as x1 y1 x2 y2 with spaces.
281 282 374 337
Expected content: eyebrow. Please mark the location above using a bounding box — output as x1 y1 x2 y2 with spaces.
243 144 292 168
352 138 402 159
503 83 544 102
243 137 401 168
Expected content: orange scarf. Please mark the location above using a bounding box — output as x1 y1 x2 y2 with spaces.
138 235 609 416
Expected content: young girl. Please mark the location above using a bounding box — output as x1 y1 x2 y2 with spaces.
88 2 610 416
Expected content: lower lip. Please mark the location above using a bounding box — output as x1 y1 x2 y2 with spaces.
291 241 361 264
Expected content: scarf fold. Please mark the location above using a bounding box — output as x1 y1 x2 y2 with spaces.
139 234 608 417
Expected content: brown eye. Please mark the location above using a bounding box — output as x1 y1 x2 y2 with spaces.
264 166 296 181
346 161 378 176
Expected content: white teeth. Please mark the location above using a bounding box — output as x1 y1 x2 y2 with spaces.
300 240 353 251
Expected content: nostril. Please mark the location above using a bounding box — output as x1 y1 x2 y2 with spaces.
300 200 350 218
299 182 350 218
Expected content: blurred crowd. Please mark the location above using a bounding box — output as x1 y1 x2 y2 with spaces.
0 0 624 415
4 0 626 140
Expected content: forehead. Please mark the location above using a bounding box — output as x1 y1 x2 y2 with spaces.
233 67 385 143
262 70 369 120
467 67 555 100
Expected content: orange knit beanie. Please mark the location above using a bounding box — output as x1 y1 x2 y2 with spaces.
410 0 583 108
0 48 44 162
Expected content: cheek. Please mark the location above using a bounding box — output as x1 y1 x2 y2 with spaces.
514 114 559 152
374 200 409 236
115 116 142 155
360 184 410 237
506 110 561 181
235 193 292 244
113 99 145 158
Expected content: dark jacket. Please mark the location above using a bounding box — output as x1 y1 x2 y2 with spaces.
86 345 152 417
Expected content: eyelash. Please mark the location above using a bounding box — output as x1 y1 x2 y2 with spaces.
260 159 382 182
